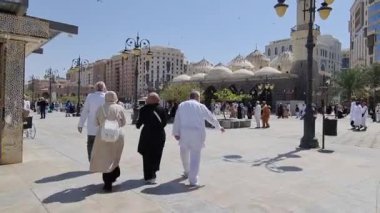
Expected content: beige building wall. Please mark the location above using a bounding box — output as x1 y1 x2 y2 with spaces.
349 0 369 68
265 35 342 75
137 46 188 98
265 39 292 60
80 63 93 87
105 55 134 101
93 59 107 85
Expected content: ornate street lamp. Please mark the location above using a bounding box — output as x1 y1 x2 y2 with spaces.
257 75 275 105
71 56 89 117
274 0 334 149
121 33 153 124
44 68 58 105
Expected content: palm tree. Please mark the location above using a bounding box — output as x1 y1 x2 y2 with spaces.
335 68 365 100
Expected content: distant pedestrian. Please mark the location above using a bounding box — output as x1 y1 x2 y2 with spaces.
172 90 225 187
295 104 300 118
254 101 261 128
237 103 243 119
78 81 107 161
136 92 167 184
353 101 363 131
247 103 253 119
349 98 356 128
376 104 380 122
361 102 368 131
37 97 48 119
262 102 271 128
90 91 126 192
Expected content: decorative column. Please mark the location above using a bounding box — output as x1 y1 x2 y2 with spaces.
0 40 26 164
0 13 49 164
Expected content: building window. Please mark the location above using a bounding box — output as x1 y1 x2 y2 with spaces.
268 48 271 56
281 46 285 52
289 45 292 51
275 47 278 55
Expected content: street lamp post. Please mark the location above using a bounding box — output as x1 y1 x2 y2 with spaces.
319 74 330 149
121 33 153 124
44 68 58 105
274 0 334 149
257 75 275 106
71 56 89 117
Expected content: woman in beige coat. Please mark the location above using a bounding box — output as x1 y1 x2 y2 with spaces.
90 91 126 192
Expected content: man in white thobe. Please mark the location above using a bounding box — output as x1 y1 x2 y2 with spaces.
376 104 380 123
349 99 356 128
172 91 224 187
78 81 106 161
361 102 368 130
353 101 363 131
254 101 261 128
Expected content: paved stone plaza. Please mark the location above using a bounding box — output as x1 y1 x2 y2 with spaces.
1 111 380 213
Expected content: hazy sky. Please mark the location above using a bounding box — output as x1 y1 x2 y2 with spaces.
25 0 352 79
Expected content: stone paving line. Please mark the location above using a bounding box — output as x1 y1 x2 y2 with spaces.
0 111 380 213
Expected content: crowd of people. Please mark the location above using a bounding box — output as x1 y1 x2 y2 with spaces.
24 81 379 193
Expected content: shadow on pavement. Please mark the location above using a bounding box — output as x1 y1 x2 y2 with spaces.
223 148 303 173
42 179 145 204
42 183 102 204
115 179 146 192
252 148 303 173
35 171 92 184
141 177 199 195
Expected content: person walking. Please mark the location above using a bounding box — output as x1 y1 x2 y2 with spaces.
353 101 363 131
90 91 126 192
78 81 107 161
376 103 380 123
295 104 300 118
136 92 167 184
361 102 368 131
254 101 261 128
172 91 225 187
37 97 48 119
262 102 271 128
247 103 253 119
349 98 356 128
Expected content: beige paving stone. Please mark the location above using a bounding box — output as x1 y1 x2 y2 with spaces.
1 111 380 212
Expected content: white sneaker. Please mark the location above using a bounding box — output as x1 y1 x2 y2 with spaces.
188 183 205 188
145 179 156 185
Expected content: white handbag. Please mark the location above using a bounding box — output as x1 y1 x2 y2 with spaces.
100 106 120 143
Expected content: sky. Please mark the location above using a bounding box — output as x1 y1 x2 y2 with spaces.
25 0 352 80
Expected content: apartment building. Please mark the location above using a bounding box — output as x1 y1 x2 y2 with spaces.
265 35 342 75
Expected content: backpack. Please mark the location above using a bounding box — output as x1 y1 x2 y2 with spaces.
100 106 120 143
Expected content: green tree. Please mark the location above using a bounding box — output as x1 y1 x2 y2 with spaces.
213 88 247 119
160 82 202 103
335 68 365 100
363 63 380 103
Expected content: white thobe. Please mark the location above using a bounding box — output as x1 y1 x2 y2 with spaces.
172 99 222 185
349 101 356 121
254 105 261 127
353 105 363 127
361 106 368 127
78 91 106 136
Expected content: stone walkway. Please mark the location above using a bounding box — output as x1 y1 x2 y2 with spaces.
1 111 380 212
